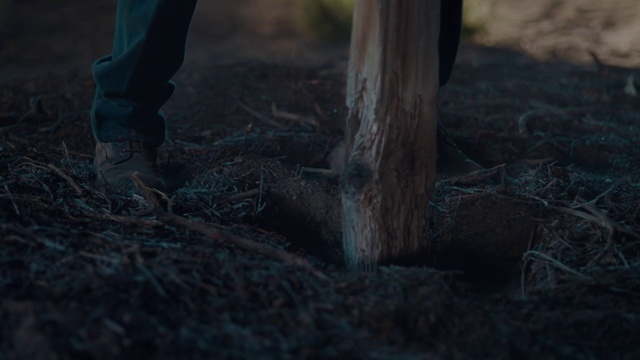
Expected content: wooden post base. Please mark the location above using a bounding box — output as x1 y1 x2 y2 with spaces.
341 0 440 271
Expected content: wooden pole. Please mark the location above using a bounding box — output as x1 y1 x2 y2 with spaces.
341 0 440 271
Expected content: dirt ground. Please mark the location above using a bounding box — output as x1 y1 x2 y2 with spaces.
1 0 640 359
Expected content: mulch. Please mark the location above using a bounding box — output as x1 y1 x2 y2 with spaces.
1 46 639 358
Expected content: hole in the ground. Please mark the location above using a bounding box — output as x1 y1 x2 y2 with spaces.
433 247 525 294
258 207 344 266
258 174 344 266
429 192 537 293
259 174 536 294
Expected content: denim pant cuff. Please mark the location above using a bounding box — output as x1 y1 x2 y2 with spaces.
91 92 166 148
93 129 162 148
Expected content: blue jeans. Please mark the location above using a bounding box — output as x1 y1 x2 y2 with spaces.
91 0 461 148
91 0 198 148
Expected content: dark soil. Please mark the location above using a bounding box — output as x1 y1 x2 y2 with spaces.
1 1 640 359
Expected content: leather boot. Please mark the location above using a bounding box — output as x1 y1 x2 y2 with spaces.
94 140 166 195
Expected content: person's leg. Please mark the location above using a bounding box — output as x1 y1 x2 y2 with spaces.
439 0 462 87
92 0 197 193
436 0 483 177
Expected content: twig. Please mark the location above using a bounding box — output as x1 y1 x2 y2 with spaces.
3 184 20 216
2 224 66 251
2 96 56 132
517 105 594 135
257 164 266 214
313 102 331 123
518 157 556 166
20 96 46 124
152 187 174 213
523 250 591 280
0 194 47 207
79 209 162 227
121 173 327 279
18 157 49 170
221 188 261 202
449 163 505 185
520 226 538 298
62 141 77 176
271 103 320 128
518 107 563 134
135 256 168 298
557 206 615 258
40 111 86 134
571 201 639 265
79 251 121 264
48 163 84 196
237 100 288 130
160 213 329 280
558 205 639 239
131 172 161 212
300 167 340 176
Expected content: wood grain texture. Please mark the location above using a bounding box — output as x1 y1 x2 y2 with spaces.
342 0 440 270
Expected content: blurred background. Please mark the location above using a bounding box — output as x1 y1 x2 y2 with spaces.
0 0 639 82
